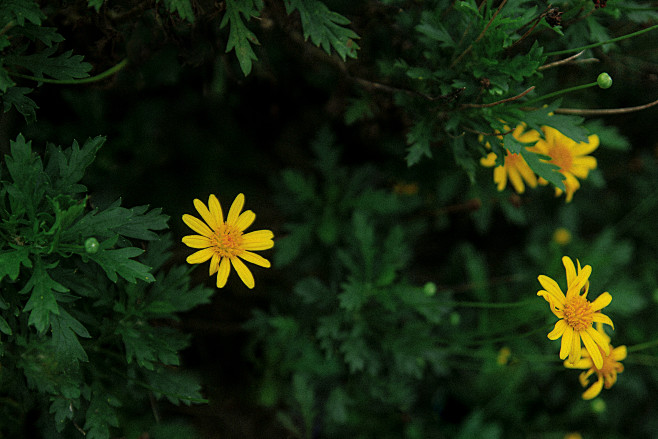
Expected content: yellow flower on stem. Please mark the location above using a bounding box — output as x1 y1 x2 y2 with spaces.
537 256 613 369
480 124 541 194
182 193 274 289
564 323 627 400
533 126 599 202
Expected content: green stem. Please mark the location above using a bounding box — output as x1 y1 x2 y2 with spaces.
521 81 597 106
627 337 658 354
438 298 537 309
9 58 128 85
546 23 658 57
454 322 554 346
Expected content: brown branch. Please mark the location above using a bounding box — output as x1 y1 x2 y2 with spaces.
538 50 585 70
460 86 535 109
523 98 658 115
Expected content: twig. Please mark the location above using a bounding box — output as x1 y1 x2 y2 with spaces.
523 98 658 115
538 50 585 70
460 86 535 108
463 126 515 137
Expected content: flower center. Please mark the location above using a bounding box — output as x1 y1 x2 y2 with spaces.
548 142 573 172
211 223 244 258
563 295 593 332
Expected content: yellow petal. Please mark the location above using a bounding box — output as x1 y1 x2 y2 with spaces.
566 264 591 298
186 248 214 264
564 357 593 369
216 257 230 288
194 198 220 231
239 251 271 268
493 165 507 191
585 326 610 356
581 330 603 369
507 165 525 194
182 214 213 237
548 319 568 340
480 152 497 167
182 235 212 249
560 326 574 360
227 193 245 226
562 256 577 288
590 292 612 312
231 257 255 289
209 254 220 276
538 275 566 305
591 312 614 330
613 345 627 361
208 194 224 225
582 375 604 400
569 330 582 365
235 210 256 232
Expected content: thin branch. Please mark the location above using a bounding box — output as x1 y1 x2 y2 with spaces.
538 50 585 70
461 86 535 109
526 98 658 115
463 126 515 137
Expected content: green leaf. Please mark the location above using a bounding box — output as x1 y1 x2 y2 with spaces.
87 0 104 12
146 366 208 405
5 47 92 81
416 11 455 48
116 324 187 370
145 264 214 316
160 0 195 22
584 119 630 151
88 238 155 283
84 388 121 439
20 259 68 333
64 200 169 242
1 86 38 122
50 307 91 362
14 24 65 46
406 118 434 165
522 102 589 143
4 133 47 217
0 246 32 282
284 0 360 61
50 396 78 432
220 0 263 76
0 0 44 26
46 136 105 194
0 316 12 335
0 66 16 92
344 96 374 125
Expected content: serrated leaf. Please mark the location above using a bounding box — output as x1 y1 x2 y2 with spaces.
88 242 155 284
64 200 169 242
146 366 207 405
1 86 38 122
14 24 65 46
4 133 47 217
522 102 589 143
84 389 121 439
0 0 44 26
0 246 32 282
0 65 16 92
50 307 90 362
5 47 92 81
284 0 359 60
220 0 263 76
406 118 434 165
160 0 195 22
145 264 214 315
0 316 12 335
46 136 105 193
87 0 104 12
50 397 76 432
116 324 187 370
20 259 68 333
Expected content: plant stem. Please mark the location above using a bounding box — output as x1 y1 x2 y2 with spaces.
627 337 658 353
546 23 658 57
521 81 597 106
9 58 128 85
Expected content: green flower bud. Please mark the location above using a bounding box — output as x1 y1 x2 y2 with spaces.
597 72 612 89
84 237 100 254
423 282 437 296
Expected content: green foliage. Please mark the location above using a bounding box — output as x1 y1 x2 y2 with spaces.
220 0 264 76
0 134 213 438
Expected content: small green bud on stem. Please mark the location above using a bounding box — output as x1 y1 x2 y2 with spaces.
597 72 613 89
85 237 100 253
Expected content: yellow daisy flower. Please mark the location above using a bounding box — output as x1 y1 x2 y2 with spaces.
564 323 626 400
182 193 274 289
533 126 599 202
537 256 614 369
480 124 541 194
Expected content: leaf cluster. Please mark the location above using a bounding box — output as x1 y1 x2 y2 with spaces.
0 134 213 438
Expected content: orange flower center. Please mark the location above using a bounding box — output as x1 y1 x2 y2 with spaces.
211 224 244 258
563 295 593 332
547 142 573 172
